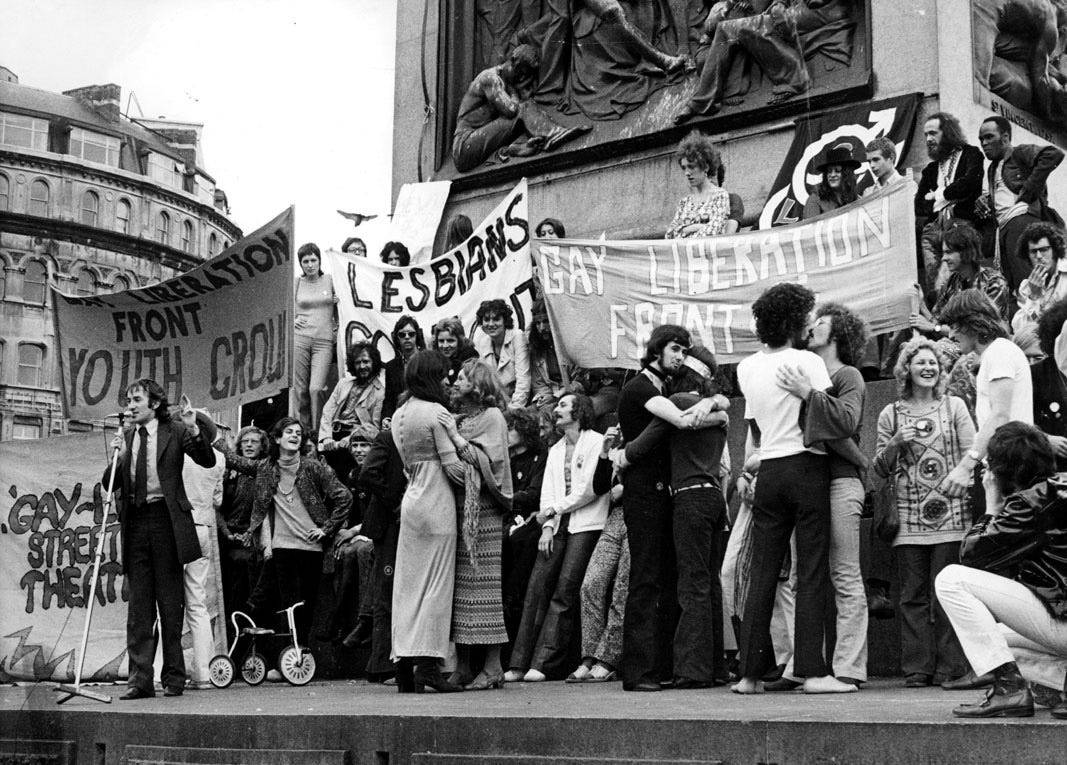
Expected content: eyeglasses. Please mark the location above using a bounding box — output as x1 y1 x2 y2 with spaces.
1029 245 1054 255
397 331 417 338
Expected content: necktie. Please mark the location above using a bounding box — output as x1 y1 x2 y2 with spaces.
134 426 148 507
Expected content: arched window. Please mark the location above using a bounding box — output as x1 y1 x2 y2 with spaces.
156 211 170 245
22 259 47 304
208 233 218 256
111 275 130 293
80 190 99 226
17 343 44 387
29 179 49 216
181 220 194 254
116 198 132 234
0 174 9 211
74 269 95 297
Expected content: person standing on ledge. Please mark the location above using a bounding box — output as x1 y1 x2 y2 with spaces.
105 380 217 700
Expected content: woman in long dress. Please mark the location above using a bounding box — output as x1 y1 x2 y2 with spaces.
438 358 513 690
390 350 467 693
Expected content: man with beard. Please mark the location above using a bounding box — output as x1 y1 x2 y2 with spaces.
614 325 722 692
382 316 426 425
733 283 855 695
320 342 385 469
915 112 985 301
976 116 1065 312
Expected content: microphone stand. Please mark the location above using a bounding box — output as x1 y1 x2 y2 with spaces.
55 414 125 704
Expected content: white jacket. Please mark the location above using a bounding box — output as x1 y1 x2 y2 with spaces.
472 327 531 408
541 429 609 536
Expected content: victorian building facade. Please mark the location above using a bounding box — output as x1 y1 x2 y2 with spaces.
0 67 241 440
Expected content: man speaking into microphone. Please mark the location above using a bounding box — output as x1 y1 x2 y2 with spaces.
103 379 216 699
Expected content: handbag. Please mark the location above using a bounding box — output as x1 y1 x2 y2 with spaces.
871 403 901 544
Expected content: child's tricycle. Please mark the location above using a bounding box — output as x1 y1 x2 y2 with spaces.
208 601 316 687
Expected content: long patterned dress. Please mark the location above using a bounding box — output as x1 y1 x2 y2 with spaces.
451 405 513 645
390 398 464 660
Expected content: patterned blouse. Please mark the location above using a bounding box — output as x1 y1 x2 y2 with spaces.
874 396 976 546
932 267 1010 321
665 187 731 239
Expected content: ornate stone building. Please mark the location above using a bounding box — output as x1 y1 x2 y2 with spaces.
0 68 241 440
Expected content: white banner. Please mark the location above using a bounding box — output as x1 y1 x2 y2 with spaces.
325 180 535 363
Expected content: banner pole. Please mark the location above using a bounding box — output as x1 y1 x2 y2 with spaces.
55 421 123 704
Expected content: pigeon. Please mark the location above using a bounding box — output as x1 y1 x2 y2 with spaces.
337 210 378 227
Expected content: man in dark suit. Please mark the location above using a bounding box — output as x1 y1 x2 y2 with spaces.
915 112 985 301
104 379 216 699
977 115 1065 310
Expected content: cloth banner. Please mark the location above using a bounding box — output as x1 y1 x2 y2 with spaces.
537 181 919 368
759 94 921 229
0 434 226 681
54 209 295 421
325 180 535 363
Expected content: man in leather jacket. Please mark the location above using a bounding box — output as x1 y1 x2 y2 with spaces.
935 421 1067 718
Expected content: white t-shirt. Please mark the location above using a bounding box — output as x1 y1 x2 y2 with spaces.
738 347 832 460
976 337 1033 428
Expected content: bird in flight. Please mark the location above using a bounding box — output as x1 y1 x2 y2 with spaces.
337 210 378 227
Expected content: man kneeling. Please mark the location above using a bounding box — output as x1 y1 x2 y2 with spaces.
935 422 1067 719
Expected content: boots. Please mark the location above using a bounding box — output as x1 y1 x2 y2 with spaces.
395 657 415 694
952 662 1034 718
413 657 463 693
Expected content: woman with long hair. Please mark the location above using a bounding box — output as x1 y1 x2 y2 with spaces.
665 131 738 239
389 350 467 693
803 143 860 219
228 417 351 653
291 243 337 434
438 358 514 690
873 337 974 688
505 393 610 682
431 315 479 387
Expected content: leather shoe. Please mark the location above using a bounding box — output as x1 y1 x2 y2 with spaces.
904 673 932 688
765 677 802 692
953 686 1034 718
162 686 183 697
119 686 154 700
1052 699 1067 719
625 680 661 692
941 670 995 691
673 678 714 690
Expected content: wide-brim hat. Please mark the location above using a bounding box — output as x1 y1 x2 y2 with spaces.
815 142 861 172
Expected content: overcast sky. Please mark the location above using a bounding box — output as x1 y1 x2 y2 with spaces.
3 0 398 249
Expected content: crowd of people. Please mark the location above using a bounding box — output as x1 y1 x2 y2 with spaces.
108 110 1067 721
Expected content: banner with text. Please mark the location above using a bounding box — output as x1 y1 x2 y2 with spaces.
0 433 125 681
325 180 534 363
54 209 294 421
537 181 918 368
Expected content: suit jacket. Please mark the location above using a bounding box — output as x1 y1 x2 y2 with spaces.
104 418 217 568
986 143 1065 223
915 145 985 223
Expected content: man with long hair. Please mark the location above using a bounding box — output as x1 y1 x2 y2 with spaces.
940 289 1034 499
915 112 985 300
936 422 1067 719
734 283 855 694
382 315 426 424
104 379 217 699
614 324 723 691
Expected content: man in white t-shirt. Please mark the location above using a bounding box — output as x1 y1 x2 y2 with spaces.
940 289 1034 498
733 283 856 695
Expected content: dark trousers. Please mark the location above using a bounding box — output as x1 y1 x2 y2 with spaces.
673 487 727 683
219 538 260 641
367 521 399 676
897 542 967 679
125 500 186 692
621 486 677 687
999 212 1043 315
739 452 831 679
510 528 600 679
248 548 323 644
502 519 542 655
